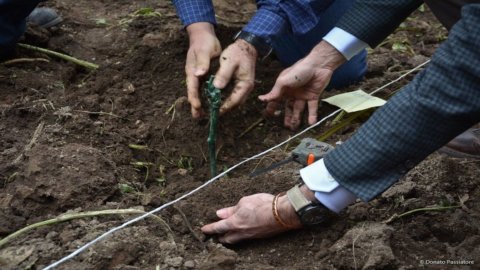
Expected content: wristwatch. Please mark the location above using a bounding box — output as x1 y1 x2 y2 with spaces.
233 30 273 60
287 185 332 226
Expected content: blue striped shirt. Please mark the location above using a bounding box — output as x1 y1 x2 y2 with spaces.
172 0 334 44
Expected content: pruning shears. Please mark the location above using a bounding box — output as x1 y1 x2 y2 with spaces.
250 138 334 177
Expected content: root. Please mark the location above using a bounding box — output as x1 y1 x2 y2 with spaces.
1 58 49 66
18 43 99 70
237 117 264 138
0 209 175 249
383 205 461 224
173 205 205 246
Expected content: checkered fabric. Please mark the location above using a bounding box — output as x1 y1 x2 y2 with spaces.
171 0 217 26
172 0 334 43
336 0 423 48
324 4 480 201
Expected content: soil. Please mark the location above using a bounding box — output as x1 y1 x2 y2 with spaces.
1 1 479 270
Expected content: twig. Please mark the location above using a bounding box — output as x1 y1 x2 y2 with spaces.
1 58 49 66
383 205 461 224
237 117 265 138
74 110 121 118
352 223 365 270
12 121 44 165
18 43 99 70
173 206 205 245
0 209 174 249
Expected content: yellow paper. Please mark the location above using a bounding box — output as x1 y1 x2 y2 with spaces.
322 90 386 113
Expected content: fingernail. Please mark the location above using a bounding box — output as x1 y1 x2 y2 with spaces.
195 69 205 76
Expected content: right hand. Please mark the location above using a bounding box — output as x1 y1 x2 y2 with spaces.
185 22 222 118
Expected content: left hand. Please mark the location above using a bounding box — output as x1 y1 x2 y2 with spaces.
201 193 302 244
259 41 346 130
213 39 257 115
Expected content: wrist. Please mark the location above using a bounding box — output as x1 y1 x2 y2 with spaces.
310 41 346 70
186 22 216 43
234 39 258 58
277 194 302 228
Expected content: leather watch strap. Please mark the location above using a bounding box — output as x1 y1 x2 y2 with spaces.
286 185 311 212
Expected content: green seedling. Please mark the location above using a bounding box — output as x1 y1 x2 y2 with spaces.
131 161 154 183
118 183 136 194
177 156 193 171
119 7 162 27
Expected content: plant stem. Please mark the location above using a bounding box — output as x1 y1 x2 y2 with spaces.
18 43 99 70
205 76 221 177
0 209 174 248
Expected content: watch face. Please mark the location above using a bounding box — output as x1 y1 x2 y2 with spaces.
299 205 328 225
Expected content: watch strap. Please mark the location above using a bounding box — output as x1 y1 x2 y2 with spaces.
286 185 311 212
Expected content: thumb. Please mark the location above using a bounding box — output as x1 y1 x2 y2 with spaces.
194 52 211 76
216 206 236 219
258 79 287 102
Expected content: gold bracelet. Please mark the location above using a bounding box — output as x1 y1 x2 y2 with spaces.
272 192 292 229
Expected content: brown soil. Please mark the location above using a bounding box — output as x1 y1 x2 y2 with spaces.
1 1 479 270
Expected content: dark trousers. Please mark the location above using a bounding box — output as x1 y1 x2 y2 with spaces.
272 0 368 89
0 0 43 59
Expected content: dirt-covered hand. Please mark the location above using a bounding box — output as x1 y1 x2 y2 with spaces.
201 193 301 244
185 22 222 118
259 41 346 130
212 39 257 115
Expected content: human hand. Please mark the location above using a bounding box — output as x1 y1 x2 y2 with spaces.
185 22 222 118
213 39 257 115
259 41 346 130
201 193 301 244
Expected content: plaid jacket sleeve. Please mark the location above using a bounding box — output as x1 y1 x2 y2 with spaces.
336 0 423 47
324 4 480 202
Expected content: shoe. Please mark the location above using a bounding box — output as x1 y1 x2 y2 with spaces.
438 128 480 159
27 7 63 28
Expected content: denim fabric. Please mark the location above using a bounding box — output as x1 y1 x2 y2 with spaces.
0 0 43 58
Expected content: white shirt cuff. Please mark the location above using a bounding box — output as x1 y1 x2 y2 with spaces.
322 27 369 60
300 159 357 213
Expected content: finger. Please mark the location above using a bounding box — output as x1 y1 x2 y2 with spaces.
290 100 306 130
216 206 236 219
264 101 279 117
284 100 294 129
218 232 247 244
186 75 203 118
307 100 319 125
220 80 254 114
258 78 287 102
194 50 211 76
201 219 232 235
213 56 237 89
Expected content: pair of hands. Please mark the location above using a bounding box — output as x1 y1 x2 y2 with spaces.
185 22 256 118
185 22 346 130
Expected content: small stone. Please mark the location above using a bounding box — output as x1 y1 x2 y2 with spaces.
164 256 183 267
184 260 195 268
123 82 135 94
177 168 188 176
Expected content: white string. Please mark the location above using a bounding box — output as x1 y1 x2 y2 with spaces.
43 59 430 270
